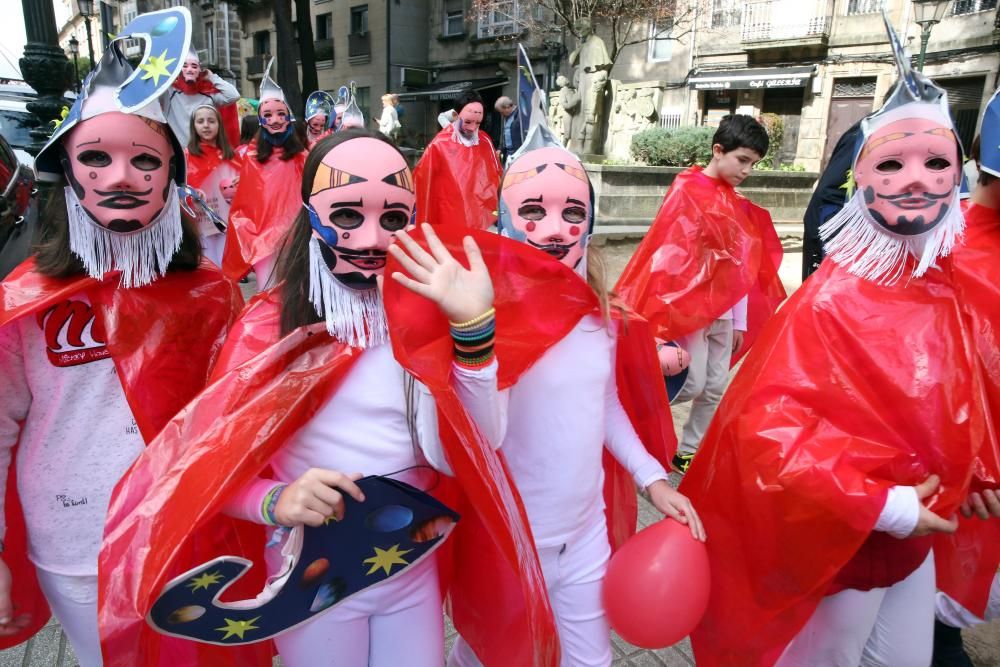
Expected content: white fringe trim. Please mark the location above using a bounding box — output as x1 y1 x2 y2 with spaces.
66 185 183 288
307 236 389 349
819 189 964 285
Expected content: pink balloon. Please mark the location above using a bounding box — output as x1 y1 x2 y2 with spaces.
602 518 710 648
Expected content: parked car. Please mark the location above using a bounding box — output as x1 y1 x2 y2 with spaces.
0 84 78 168
0 129 38 279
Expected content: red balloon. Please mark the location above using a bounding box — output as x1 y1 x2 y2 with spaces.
602 518 710 648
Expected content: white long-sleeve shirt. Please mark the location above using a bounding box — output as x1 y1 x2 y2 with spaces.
500 314 669 547
162 73 240 148
227 343 505 523
0 294 143 576
717 294 749 332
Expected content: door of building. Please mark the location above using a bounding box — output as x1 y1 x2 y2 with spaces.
939 76 986 154
762 87 805 167
822 78 876 169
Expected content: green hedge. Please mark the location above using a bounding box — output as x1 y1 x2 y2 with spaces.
630 126 715 167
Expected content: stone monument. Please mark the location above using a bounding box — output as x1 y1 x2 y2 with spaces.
567 17 611 156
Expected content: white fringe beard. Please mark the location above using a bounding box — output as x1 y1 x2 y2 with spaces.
307 236 389 349
66 184 183 289
819 188 964 285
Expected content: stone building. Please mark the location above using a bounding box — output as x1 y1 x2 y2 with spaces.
609 0 998 170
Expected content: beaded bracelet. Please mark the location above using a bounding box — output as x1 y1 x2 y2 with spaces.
261 483 287 526
451 309 496 369
449 307 496 330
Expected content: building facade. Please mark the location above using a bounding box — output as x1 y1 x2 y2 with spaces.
611 0 998 170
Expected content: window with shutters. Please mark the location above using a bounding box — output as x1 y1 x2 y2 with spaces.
952 0 996 15
846 0 885 15
711 0 742 28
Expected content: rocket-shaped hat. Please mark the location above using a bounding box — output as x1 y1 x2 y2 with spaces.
980 86 1000 178
819 12 965 284
497 44 596 274
35 7 191 183
259 58 288 106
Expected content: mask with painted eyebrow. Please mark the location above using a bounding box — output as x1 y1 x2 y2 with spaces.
853 116 960 236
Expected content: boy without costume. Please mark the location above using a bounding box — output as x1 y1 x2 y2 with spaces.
615 114 785 473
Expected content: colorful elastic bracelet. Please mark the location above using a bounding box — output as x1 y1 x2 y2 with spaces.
449 307 496 330
451 311 496 370
261 484 287 526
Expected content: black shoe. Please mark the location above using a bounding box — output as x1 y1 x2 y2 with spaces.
932 620 974 667
671 451 695 474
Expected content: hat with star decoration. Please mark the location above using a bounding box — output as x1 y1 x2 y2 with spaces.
35 7 192 183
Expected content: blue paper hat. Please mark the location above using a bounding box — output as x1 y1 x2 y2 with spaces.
497 45 595 259
148 475 458 645
305 91 336 128
981 87 1000 178
35 7 192 183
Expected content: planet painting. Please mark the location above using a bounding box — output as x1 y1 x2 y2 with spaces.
301 558 330 588
167 605 206 624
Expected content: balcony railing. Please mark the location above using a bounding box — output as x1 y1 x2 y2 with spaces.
348 32 370 60
314 38 333 62
741 0 831 42
245 53 270 76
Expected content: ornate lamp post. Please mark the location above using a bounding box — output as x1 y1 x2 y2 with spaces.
78 0 97 75
19 0 74 154
69 36 81 93
912 0 951 72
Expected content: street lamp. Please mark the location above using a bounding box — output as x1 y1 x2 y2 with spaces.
68 36 80 93
77 0 96 74
912 0 951 72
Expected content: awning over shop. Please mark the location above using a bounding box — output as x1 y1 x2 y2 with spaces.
688 66 815 91
396 77 509 102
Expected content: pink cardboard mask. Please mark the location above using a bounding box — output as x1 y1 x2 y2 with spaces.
259 98 292 135
219 178 237 203
499 146 591 269
181 58 201 84
62 111 174 232
854 116 961 236
458 102 484 137
308 137 414 289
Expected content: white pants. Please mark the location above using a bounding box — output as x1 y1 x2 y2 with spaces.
200 232 226 268
935 571 1000 628
274 554 444 667
449 518 613 667
777 551 936 667
252 253 277 292
673 319 733 456
35 569 103 667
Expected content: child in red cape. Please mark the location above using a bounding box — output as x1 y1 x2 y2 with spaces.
413 89 501 231
222 58 307 290
185 104 241 267
678 27 988 665
100 129 569 666
615 114 785 474
162 47 240 149
0 11 258 667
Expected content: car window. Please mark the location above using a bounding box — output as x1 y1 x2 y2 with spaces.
0 110 36 151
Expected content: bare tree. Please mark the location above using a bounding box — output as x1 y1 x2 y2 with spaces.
471 0 697 68
294 0 319 97
272 0 304 117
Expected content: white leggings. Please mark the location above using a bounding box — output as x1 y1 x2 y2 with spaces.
935 571 1000 628
274 555 444 667
200 233 226 269
777 551 935 667
35 569 103 667
252 254 277 292
449 518 613 667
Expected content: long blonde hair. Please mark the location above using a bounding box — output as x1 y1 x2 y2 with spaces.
585 243 620 325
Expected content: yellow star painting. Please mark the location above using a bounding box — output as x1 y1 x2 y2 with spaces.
363 544 413 576
186 571 224 592
216 616 261 640
140 49 177 86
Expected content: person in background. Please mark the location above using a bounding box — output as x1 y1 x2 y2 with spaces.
185 104 241 267
378 93 401 141
615 114 785 474
493 96 522 164
162 48 240 148
414 90 501 231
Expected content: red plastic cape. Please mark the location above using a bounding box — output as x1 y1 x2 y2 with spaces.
935 203 1000 618
413 127 501 231
0 258 243 656
102 227 620 666
172 76 240 147
384 229 676 664
677 258 986 666
221 147 307 279
614 166 786 363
